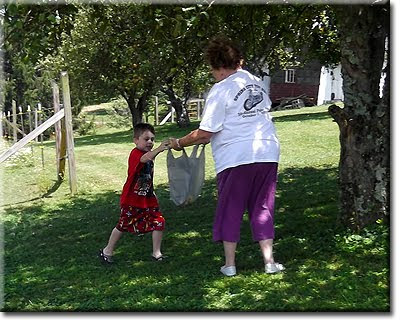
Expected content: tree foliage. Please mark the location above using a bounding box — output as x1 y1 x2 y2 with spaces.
2 3 77 62
205 4 340 76
151 4 215 127
45 4 215 125
1 3 77 110
2 3 341 124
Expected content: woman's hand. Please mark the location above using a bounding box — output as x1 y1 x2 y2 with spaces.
169 138 183 151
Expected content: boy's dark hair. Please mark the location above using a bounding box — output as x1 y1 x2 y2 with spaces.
133 123 155 139
205 35 244 70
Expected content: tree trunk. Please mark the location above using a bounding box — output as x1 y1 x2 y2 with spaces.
329 4 389 230
124 87 153 127
162 84 190 128
126 95 142 128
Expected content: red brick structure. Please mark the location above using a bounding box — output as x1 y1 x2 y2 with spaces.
269 60 322 107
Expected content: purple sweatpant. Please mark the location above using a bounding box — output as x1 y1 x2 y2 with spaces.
213 162 278 243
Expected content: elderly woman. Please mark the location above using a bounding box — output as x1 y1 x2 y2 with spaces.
169 35 285 276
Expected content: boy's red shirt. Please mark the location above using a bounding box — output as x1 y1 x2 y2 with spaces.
120 148 159 208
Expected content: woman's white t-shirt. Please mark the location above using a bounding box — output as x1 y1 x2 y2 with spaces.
199 69 280 174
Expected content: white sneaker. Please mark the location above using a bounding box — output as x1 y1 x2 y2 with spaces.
220 265 236 276
265 263 285 274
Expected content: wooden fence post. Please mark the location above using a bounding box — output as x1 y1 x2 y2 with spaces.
12 101 17 143
27 105 33 155
154 96 159 125
3 118 27 138
27 105 32 133
0 112 4 138
52 81 66 181
0 112 3 139
197 100 201 120
34 105 38 142
61 71 77 194
0 109 64 163
38 103 45 168
18 105 24 134
6 111 11 139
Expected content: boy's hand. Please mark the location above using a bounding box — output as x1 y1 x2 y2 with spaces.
140 140 170 163
157 140 170 152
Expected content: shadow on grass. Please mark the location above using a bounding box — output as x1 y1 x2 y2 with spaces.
71 122 200 148
0 180 63 208
73 129 133 147
2 166 389 312
273 111 331 123
84 108 110 116
41 179 63 198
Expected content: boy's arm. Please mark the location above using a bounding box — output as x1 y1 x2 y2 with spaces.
140 140 170 163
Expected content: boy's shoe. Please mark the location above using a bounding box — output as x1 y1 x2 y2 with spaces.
265 262 285 274
98 249 113 264
220 265 236 277
151 254 168 261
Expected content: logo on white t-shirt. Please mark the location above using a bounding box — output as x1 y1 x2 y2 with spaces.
234 84 269 118
244 90 263 111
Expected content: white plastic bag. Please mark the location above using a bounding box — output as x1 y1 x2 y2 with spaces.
167 144 206 206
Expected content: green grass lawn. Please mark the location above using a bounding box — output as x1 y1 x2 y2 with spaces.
0 104 389 311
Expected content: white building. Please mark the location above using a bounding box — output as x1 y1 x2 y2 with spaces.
317 64 344 106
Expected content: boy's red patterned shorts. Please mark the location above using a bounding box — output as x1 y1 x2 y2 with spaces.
116 206 165 234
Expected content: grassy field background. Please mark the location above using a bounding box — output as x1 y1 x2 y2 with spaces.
0 104 389 311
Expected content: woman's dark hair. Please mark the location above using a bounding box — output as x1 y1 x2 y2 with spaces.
204 35 244 70
134 123 155 139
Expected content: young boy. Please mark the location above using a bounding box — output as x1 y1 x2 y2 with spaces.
99 123 170 263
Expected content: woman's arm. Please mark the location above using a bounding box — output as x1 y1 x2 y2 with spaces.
169 129 213 150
